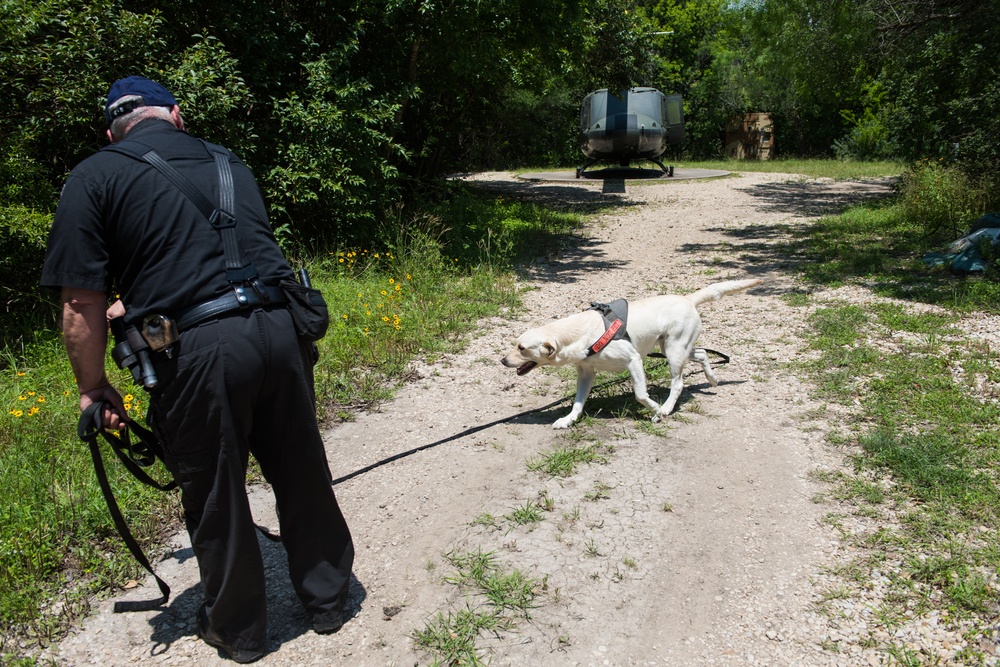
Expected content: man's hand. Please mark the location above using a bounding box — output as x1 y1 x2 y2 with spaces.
107 299 126 321
80 383 128 431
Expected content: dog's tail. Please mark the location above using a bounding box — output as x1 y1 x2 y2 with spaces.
687 278 762 307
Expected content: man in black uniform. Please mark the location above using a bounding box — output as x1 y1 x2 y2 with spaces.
41 76 354 663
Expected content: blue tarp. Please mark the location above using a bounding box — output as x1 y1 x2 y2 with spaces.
922 212 1000 273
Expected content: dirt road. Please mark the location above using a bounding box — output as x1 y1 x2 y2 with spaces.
44 171 901 666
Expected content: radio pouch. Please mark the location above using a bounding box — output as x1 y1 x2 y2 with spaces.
280 277 329 342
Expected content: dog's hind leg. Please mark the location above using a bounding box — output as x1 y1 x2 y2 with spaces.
692 348 719 386
653 344 690 421
553 366 597 429
627 354 663 416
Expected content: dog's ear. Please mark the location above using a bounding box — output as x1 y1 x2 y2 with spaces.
541 341 556 358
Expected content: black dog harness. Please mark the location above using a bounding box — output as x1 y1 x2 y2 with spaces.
587 299 631 355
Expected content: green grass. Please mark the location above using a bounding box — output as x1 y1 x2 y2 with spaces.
415 549 541 665
677 158 904 180
798 291 1000 647
0 185 583 662
781 160 1000 656
503 501 544 530
518 158 903 181
0 342 177 657
525 442 609 477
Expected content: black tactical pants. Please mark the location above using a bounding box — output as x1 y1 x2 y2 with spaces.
149 306 353 652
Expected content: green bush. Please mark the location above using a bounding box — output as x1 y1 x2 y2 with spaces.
265 46 405 246
833 110 894 161
899 161 996 241
0 206 58 356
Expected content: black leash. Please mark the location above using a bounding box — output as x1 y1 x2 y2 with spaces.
702 348 730 364
77 402 175 612
330 395 570 486
77 401 285 607
646 347 730 364
329 348 730 487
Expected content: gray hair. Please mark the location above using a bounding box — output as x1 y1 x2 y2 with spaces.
108 95 176 141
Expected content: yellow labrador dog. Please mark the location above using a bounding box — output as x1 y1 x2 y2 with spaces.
501 279 761 428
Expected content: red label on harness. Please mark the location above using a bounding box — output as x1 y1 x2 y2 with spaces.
590 319 622 354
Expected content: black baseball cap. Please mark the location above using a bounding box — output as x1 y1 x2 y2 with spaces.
104 76 177 124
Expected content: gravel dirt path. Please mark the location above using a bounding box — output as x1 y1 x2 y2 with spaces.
42 170 915 667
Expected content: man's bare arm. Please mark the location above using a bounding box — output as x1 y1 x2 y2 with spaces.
61 286 126 428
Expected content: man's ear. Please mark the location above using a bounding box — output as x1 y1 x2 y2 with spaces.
106 129 115 144
170 105 184 131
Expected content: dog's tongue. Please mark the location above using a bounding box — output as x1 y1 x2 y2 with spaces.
517 361 537 376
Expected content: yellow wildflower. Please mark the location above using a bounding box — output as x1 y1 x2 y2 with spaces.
11 410 23 417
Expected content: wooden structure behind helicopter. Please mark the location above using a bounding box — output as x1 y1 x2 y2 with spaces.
577 88 685 178
725 113 774 160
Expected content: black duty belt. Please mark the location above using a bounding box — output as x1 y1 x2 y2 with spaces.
176 284 286 331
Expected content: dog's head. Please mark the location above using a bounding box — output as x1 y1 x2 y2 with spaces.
500 329 557 375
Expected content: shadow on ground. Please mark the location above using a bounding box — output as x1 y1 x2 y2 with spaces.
142 536 369 658
734 178 898 218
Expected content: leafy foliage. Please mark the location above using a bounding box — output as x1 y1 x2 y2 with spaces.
266 46 404 245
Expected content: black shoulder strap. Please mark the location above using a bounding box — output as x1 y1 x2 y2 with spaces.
104 140 257 284
77 402 175 612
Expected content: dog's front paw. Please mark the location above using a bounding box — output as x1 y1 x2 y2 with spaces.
552 417 575 429
652 408 672 423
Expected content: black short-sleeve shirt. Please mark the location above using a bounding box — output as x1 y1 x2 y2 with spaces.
41 119 293 326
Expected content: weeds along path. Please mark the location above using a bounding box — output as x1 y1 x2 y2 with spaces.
45 171 898 666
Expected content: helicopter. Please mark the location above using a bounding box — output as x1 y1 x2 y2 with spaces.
576 87 684 178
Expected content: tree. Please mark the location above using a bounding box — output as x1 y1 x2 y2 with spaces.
867 0 1000 169
735 0 878 156
638 0 749 158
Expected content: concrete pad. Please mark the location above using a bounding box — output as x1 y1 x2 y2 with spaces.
519 167 730 183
